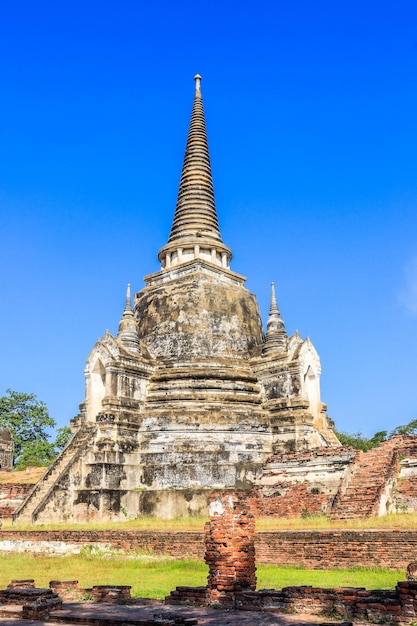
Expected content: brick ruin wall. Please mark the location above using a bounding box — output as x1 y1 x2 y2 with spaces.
168 580 417 623
0 529 206 559
204 492 256 606
165 491 417 623
0 484 33 518
3 527 417 569
4 492 417 623
255 530 417 569
253 435 417 520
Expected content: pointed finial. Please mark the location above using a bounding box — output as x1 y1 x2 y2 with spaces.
124 283 132 311
270 282 279 314
118 284 140 352
194 74 202 97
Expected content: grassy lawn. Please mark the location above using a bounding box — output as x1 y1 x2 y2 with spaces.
257 564 404 591
2 513 417 531
3 512 417 532
0 554 404 599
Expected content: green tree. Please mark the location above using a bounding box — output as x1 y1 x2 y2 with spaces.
336 419 417 452
0 389 71 469
335 431 381 451
54 426 72 450
389 419 417 437
14 426 72 470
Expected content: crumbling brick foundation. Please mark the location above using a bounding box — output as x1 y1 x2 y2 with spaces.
91 585 132 603
205 491 256 607
166 491 417 623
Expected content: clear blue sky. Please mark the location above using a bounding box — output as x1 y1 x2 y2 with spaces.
1 1 416 438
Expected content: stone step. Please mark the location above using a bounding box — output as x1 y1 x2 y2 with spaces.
14 424 96 524
329 440 400 519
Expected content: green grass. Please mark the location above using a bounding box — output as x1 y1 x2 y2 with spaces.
0 554 207 599
1 516 209 531
0 554 404 599
257 565 403 591
4 512 417 532
255 512 417 531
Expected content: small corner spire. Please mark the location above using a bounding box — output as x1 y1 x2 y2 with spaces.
263 282 287 353
117 284 140 352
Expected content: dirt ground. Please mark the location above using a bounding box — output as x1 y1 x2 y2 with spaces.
0 468 44 485
0 600 366 626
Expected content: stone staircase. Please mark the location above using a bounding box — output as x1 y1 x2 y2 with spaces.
13 422 96 525
330 439 399 519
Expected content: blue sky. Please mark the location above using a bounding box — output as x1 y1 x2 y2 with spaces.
1 0 416 438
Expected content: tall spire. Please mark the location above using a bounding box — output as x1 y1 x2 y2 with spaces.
168 74 221 243
158 75 232 271
263 283 287 353
117 284 140 352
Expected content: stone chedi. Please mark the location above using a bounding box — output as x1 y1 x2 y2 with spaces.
14 76 338 524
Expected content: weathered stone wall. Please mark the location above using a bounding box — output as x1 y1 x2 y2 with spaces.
251 445 357 518
0 483 33 518
2 528 417 569
7 432 417 523
394 450 417 514
252 436 417 521
396 474 417 512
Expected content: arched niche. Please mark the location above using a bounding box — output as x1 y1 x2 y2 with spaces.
304 365 320 419
87 358 106 421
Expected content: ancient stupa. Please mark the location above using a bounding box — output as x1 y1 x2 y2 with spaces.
14 76 338 524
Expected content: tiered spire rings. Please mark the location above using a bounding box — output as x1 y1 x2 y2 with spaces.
158 75 232 271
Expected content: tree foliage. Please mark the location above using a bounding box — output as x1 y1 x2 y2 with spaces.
0 389 72 469
336 419 417 452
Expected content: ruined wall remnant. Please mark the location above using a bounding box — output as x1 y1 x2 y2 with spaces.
204 492 256 607
3 526 417 570
250 436 417 521
165 493 417 623
252 445 357 518
0 483 33 518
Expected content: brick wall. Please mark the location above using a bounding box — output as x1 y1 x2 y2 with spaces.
396 479 417 511
248 485 330 518
255 530 417 569
0 529 206 559
169 582 417 623
252 436 417 521
204 492 256 606
2 529 417 569
0 484 33 518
